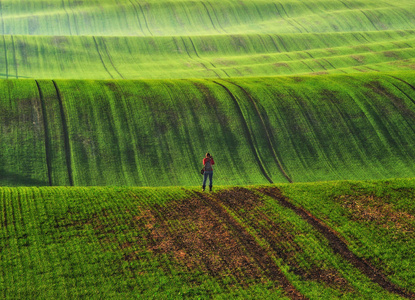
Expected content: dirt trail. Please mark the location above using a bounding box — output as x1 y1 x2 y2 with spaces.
196 191 306 299
258 186 415 299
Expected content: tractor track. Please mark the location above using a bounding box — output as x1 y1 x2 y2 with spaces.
61 0 73 36
388 75 415 101
212 80 273 183
259 186 415 299
135 0 153 36
128 0 145 36
35 80 53 186
188 36 229 78
11 35 17 79
52 80 74 186
200 2 220 34
181 37 221 78
223 80 293 183
2 35 8 79
196 191 306 299
100 37 124 79
92 36 114 79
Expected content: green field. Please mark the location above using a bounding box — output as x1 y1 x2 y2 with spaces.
1 179 414 298
1 0 415 298
2 72 415 186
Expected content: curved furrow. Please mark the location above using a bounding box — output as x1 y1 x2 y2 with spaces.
92 36 114 79
212 80 273 184
35 80 52 186
258 186 415 299
51 80 74 186
223 80 293 183
100 37 124 79
196 191 306 299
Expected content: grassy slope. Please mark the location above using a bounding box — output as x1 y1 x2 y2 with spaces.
0 179 413 298
0 0 414 79
0 31 415 79
1 0 415 298
1 73 415 186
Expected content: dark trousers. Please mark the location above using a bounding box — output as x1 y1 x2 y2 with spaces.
202 171 213 187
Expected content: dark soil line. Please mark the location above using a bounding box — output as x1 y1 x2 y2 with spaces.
207 1 227 34
11 35 17 79
52 80 74 186
100 37 125 79
212 80 273 183
275 34 289 52
387 76 415 107
390 82 415 108
135 1 153 36
92 36 114 79
200 2 220 34
35 80 53 186
259 187 415 299
2 35 8 79
188 36 229 78
301 61 315 73
266 34 281 53
128 0 145 36
61 0 73 36
276 0 307 34
322 58 336 70
196 192 306 299
181 37 221 78
338 0 352 10
360 10 379 31
67 0 80 35
223 80 292 183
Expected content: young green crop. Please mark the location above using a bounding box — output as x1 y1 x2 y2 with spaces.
0 32 414 80
279 178 415 294
1 0 414 36
1 181 413 298
1 73 415 186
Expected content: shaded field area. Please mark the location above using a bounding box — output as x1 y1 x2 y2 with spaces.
1 72 415 186
1 179 414 298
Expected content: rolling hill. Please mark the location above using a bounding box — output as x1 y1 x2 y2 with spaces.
1 0 415 298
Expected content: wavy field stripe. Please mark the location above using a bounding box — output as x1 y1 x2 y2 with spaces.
1 72 415 186
0 0 414 36
0 31 414 79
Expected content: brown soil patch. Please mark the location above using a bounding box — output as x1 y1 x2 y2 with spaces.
274 62 289 68
147 197 264 284
216 188 352 291
127 189 306 298
337 194 415 236
351 55 365 64
259 186 415 299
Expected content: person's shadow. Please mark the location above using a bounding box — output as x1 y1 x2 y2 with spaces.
0 169 49 186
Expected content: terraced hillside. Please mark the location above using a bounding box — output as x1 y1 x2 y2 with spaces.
1 179 414 298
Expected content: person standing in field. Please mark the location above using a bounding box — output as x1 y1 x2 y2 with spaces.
202 153 215 192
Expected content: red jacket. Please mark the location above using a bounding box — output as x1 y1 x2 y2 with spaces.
203 157 215 170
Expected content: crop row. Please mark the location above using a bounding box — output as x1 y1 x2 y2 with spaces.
1 180 414 298
0 31 414 79
0 0 414 36
1 72 415 186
